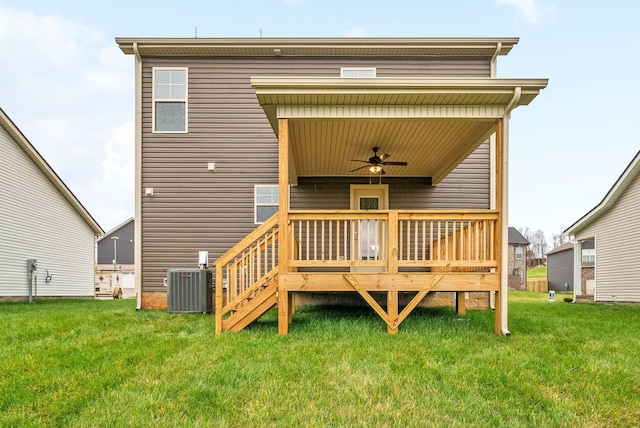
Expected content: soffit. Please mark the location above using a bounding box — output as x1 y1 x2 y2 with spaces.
252 77 547 184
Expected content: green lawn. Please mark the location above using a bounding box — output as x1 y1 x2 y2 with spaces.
1 293 639 427
527 265 547 278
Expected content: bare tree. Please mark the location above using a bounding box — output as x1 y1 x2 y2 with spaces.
517 226 533 245
517 226 535 266
516 227 550 264
551 226 569 249
531 230 547 259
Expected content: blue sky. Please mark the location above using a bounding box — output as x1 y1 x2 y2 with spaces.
1 0 638 245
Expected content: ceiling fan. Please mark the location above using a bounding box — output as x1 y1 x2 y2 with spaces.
350 147 408 174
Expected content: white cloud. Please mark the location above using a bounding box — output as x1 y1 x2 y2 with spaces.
0 6 102 69
497 0 554 24
0 5 134 232
93 121 135 230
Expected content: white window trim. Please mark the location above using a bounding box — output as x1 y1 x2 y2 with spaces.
515 246 524 260
340 67 377 78
254 184 291 224
152 67 188 134
254 184 278 224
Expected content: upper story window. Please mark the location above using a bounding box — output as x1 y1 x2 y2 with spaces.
582 248 595 262
515 246 524 260
153 67 188 133
341 67 376 78
255 185 279 224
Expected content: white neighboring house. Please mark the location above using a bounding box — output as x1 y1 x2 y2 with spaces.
565 150 640 303
0 108 103 300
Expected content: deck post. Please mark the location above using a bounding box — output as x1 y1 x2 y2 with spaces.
387 290 398 334
388 211 399 274
215 262 223 335
288 292 295 324
278 287 289 335
456 291 466 316
278 118 290 335
494 290 502 335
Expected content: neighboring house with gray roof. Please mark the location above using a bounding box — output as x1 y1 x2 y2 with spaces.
0 108 103 300
508 227 529 290
565 150 640 303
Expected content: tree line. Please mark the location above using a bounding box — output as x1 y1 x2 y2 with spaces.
516 226 569 259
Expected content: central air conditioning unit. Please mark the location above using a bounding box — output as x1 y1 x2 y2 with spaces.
167 269 213 313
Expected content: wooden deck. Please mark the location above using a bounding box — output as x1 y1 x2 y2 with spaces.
214 209 503 335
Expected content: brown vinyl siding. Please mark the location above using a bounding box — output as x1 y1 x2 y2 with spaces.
140 56 491 291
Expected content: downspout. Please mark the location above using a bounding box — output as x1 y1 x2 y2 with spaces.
490 42 502 78
571 239 581 303
133 42 143 310
499 86 522 336
489 43 501 310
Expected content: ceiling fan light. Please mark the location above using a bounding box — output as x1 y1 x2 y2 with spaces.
368 165 383 174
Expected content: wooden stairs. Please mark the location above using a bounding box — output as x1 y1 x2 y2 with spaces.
214 214 280 334
221 271 279 332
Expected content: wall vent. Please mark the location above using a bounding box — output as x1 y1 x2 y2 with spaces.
167 269 213 313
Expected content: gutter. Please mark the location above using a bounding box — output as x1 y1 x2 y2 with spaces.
505 86 522 117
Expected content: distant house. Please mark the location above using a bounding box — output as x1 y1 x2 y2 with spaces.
95 218 135 298
508 227 529 290
546 240 594 293
565 150 640 303
0 108 103 301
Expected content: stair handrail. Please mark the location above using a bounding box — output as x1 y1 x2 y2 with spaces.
213 212 280 269
214 212 280 334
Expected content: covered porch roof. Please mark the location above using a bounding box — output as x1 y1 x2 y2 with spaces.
252 77 548 185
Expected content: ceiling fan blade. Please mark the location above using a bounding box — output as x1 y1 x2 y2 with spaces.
349 160 370 163
350 165 371 172
381 161 408 166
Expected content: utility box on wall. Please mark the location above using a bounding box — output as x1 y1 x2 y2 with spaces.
167 269 213 313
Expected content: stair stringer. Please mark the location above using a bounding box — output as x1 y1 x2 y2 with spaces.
222 276 278 332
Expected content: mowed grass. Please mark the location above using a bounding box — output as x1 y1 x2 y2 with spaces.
527 265 548 278
1 292 639 427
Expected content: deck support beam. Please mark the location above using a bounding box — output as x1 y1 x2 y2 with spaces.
456 291 466 316
387 290 398 334
344 274 392 326
344 274 442 333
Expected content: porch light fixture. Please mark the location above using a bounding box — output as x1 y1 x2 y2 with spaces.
368 165 383 174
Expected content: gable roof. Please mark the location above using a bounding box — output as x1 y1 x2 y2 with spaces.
508 227 530 245
0 108 103 235
97 217 133 243
546 241 573 256
565 150 640 235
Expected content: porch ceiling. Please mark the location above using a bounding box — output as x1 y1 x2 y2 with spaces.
252 77 548 184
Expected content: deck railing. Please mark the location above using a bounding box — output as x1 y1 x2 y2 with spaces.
287 210 498 272
214 213 279 326
399 212 497 271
